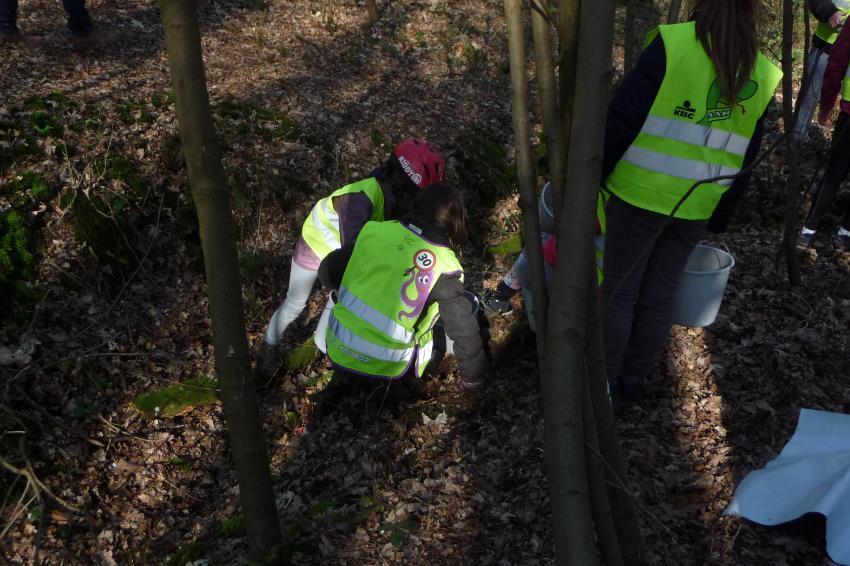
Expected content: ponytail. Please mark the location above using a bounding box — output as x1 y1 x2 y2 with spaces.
688 0 759 109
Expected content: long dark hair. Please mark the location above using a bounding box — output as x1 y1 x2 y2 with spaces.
373 155 420 219
407 183 468 251
688 0 759 109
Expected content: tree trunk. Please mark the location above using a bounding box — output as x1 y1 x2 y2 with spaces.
531 0 566 220
667 0 683 24
366 0 378 24
780 0 802 285
159 1 284 562
540 0 616 562
624 0 636 73
582 378 624 566
504 0 548 356
585 271 646 565
557 0 580 204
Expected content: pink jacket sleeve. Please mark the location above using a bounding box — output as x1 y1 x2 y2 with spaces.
820 23 850 117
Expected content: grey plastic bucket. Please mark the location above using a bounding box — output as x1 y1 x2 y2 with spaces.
672 244 735 328
521 286 539 333
538 182 555 234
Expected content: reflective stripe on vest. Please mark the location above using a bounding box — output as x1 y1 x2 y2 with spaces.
815 1 850 45
301 177 385 259
641 116 750 157
605 22 782 220
337 284 414 344
621 146 736 186
328 316 414 363
327 221 463 379
309 199 341 251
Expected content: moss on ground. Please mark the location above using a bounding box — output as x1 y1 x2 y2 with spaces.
215 100 300 142
488 232 523 256
132 376 220 418
284 339 319 373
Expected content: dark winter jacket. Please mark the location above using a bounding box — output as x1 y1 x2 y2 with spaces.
820 19 850 117
602 34 769 233
333 177 397 246
319 220 489 385
811 0 841 51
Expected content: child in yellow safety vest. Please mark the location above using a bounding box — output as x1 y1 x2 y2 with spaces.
257 140 446 377
313 183 489 417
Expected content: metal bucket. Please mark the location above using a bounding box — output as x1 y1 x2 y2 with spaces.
672 245 735 327
538 182 555 234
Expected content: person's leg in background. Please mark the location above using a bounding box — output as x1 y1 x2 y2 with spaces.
834 197 850 250
618 218 706 387
792 44 830 143
801 112 850 247
257 260 319 376
600 196 663 392
62 0 92 36
0 0 18 39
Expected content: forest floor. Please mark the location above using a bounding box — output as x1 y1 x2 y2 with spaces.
1 1 849 565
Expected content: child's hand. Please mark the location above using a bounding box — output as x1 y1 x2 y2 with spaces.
830 10 845 29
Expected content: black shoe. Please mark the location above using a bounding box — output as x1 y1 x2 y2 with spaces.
797 230 816 250
620 380 645 403
834 233 850 252
71 27 121 49
482 290 512 317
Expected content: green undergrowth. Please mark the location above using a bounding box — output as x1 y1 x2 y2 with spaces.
166 541 205 566
132 376 219 418
0 210 36 303
283 338 320 373
488 232 523 256
215 100 300 143
454 126 515 206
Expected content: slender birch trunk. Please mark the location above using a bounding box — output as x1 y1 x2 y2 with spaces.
540 0 616 562
504 0 548 355
557 0 580 192
159 1 284 561
667 0 683 24
582 379 624 566
531 0 566 220
366 0 378 24
585 271 646 565
624 0 637 73
780 0 802 285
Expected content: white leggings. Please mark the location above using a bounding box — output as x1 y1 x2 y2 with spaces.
263 260 318 345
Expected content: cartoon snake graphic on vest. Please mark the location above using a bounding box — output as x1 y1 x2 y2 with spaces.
398 250 436 320
696 79 758 125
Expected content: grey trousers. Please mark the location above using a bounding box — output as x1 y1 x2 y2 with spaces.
600 196 706 384
792 44 830 143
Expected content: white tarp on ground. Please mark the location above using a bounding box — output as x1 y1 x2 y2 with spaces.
725 408 850 565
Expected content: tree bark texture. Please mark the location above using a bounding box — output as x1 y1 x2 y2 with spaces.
531 0 566 220
585 271 646 565
582 379 624 566
557 0 580 195
624 0 637 73
540 0 616 563
159 1 284 561
504 0 548 357
667 0 683 24
366 0 378 23
780 0 802 285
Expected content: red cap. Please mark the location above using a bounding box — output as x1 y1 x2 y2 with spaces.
393 139 445 189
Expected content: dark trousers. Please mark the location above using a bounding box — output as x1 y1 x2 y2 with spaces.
0 0 92 35
806 112 850 231
601 196 707 384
